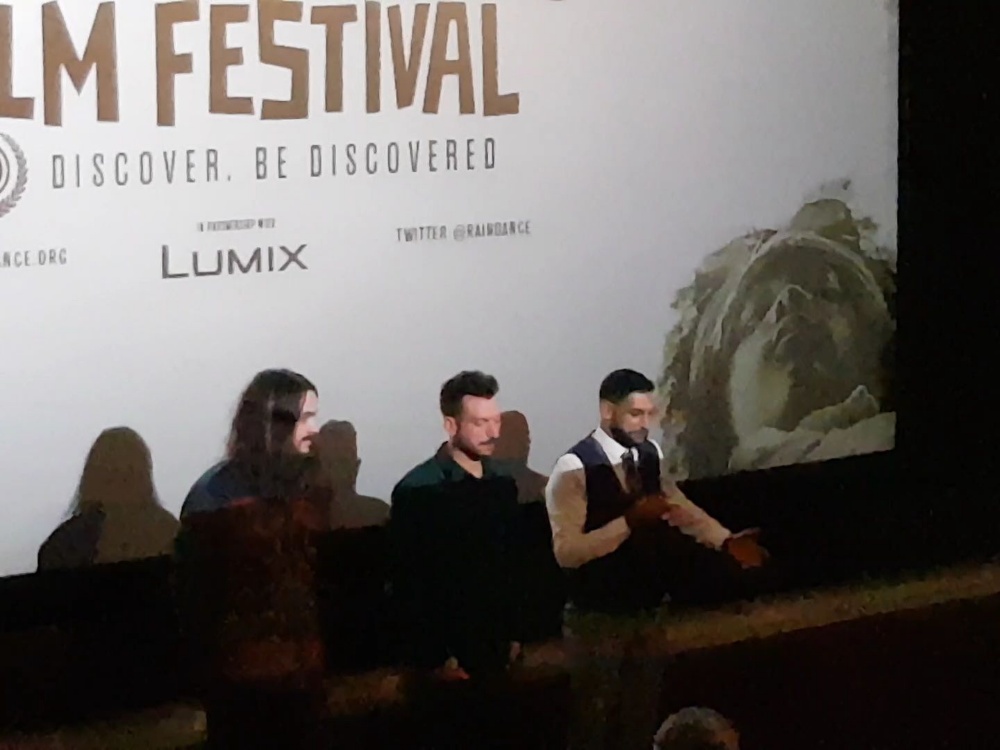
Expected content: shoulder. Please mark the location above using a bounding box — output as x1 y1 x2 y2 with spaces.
551 452 585 475
551 433 602 474
393 456 445 495
180 461 243 518
545 453 586 498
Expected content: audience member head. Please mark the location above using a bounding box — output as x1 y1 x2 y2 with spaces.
494 410 531 464
440 370 501 461
653 707 739 750
599 368 659 448
71 426 159 514
227 369 319 496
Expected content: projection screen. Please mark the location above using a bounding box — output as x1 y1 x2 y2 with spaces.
0 0 898 577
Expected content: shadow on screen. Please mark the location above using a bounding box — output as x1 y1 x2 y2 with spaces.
494 409 549 506
36 426 179 572
313 419 390 530
494 409 567 641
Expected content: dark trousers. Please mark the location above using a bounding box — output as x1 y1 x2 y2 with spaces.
565 525 780 750
564 610 666 750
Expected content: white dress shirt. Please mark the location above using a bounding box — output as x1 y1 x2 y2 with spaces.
544 428 731 569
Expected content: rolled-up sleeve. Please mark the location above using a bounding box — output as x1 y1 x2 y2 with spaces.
653 443 731 549
544 453 631 569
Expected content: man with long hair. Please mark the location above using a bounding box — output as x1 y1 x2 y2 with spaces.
175 369 326 749
181 369 320 515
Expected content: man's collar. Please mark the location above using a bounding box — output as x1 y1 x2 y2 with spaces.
433 441 500 481
593 427 630 460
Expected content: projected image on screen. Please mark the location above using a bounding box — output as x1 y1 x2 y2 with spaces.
658 188 896 480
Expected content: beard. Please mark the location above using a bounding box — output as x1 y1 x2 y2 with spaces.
453 433 494 461
609 425 648 449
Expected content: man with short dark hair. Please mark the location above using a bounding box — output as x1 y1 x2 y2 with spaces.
547 368 765 614
391 370 523 680
547 368 766 750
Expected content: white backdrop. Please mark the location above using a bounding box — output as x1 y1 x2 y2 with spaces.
0 0 897 577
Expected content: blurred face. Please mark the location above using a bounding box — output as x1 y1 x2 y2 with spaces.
602 391 659 445
446 395 502 460
292 391 320 454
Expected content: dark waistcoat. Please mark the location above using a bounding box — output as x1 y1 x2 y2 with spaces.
565 435 670 614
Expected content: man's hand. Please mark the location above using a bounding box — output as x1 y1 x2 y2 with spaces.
724 528 769 569
432 657 470 682
624 494 671 529
660 500 701 528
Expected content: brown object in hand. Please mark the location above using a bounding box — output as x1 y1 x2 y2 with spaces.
624 493 672 530
724 528 769 569
432 658 472 682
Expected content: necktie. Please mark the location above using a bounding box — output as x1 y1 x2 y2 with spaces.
621 450 643 497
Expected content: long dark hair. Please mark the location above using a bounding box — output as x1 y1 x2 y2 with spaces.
226 369 318 499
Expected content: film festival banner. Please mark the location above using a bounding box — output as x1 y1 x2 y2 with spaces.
0 0 897 577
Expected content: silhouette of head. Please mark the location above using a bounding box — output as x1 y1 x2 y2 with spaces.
227 369 319 495
494 410 531 464
315 420 360 493
72 427 158 514
653 707 739 750
599 369 659 448
440 370 501 461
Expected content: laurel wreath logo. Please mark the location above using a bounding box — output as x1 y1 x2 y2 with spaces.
0 132 29 220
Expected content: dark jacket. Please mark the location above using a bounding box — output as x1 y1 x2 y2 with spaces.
390 444 522 677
